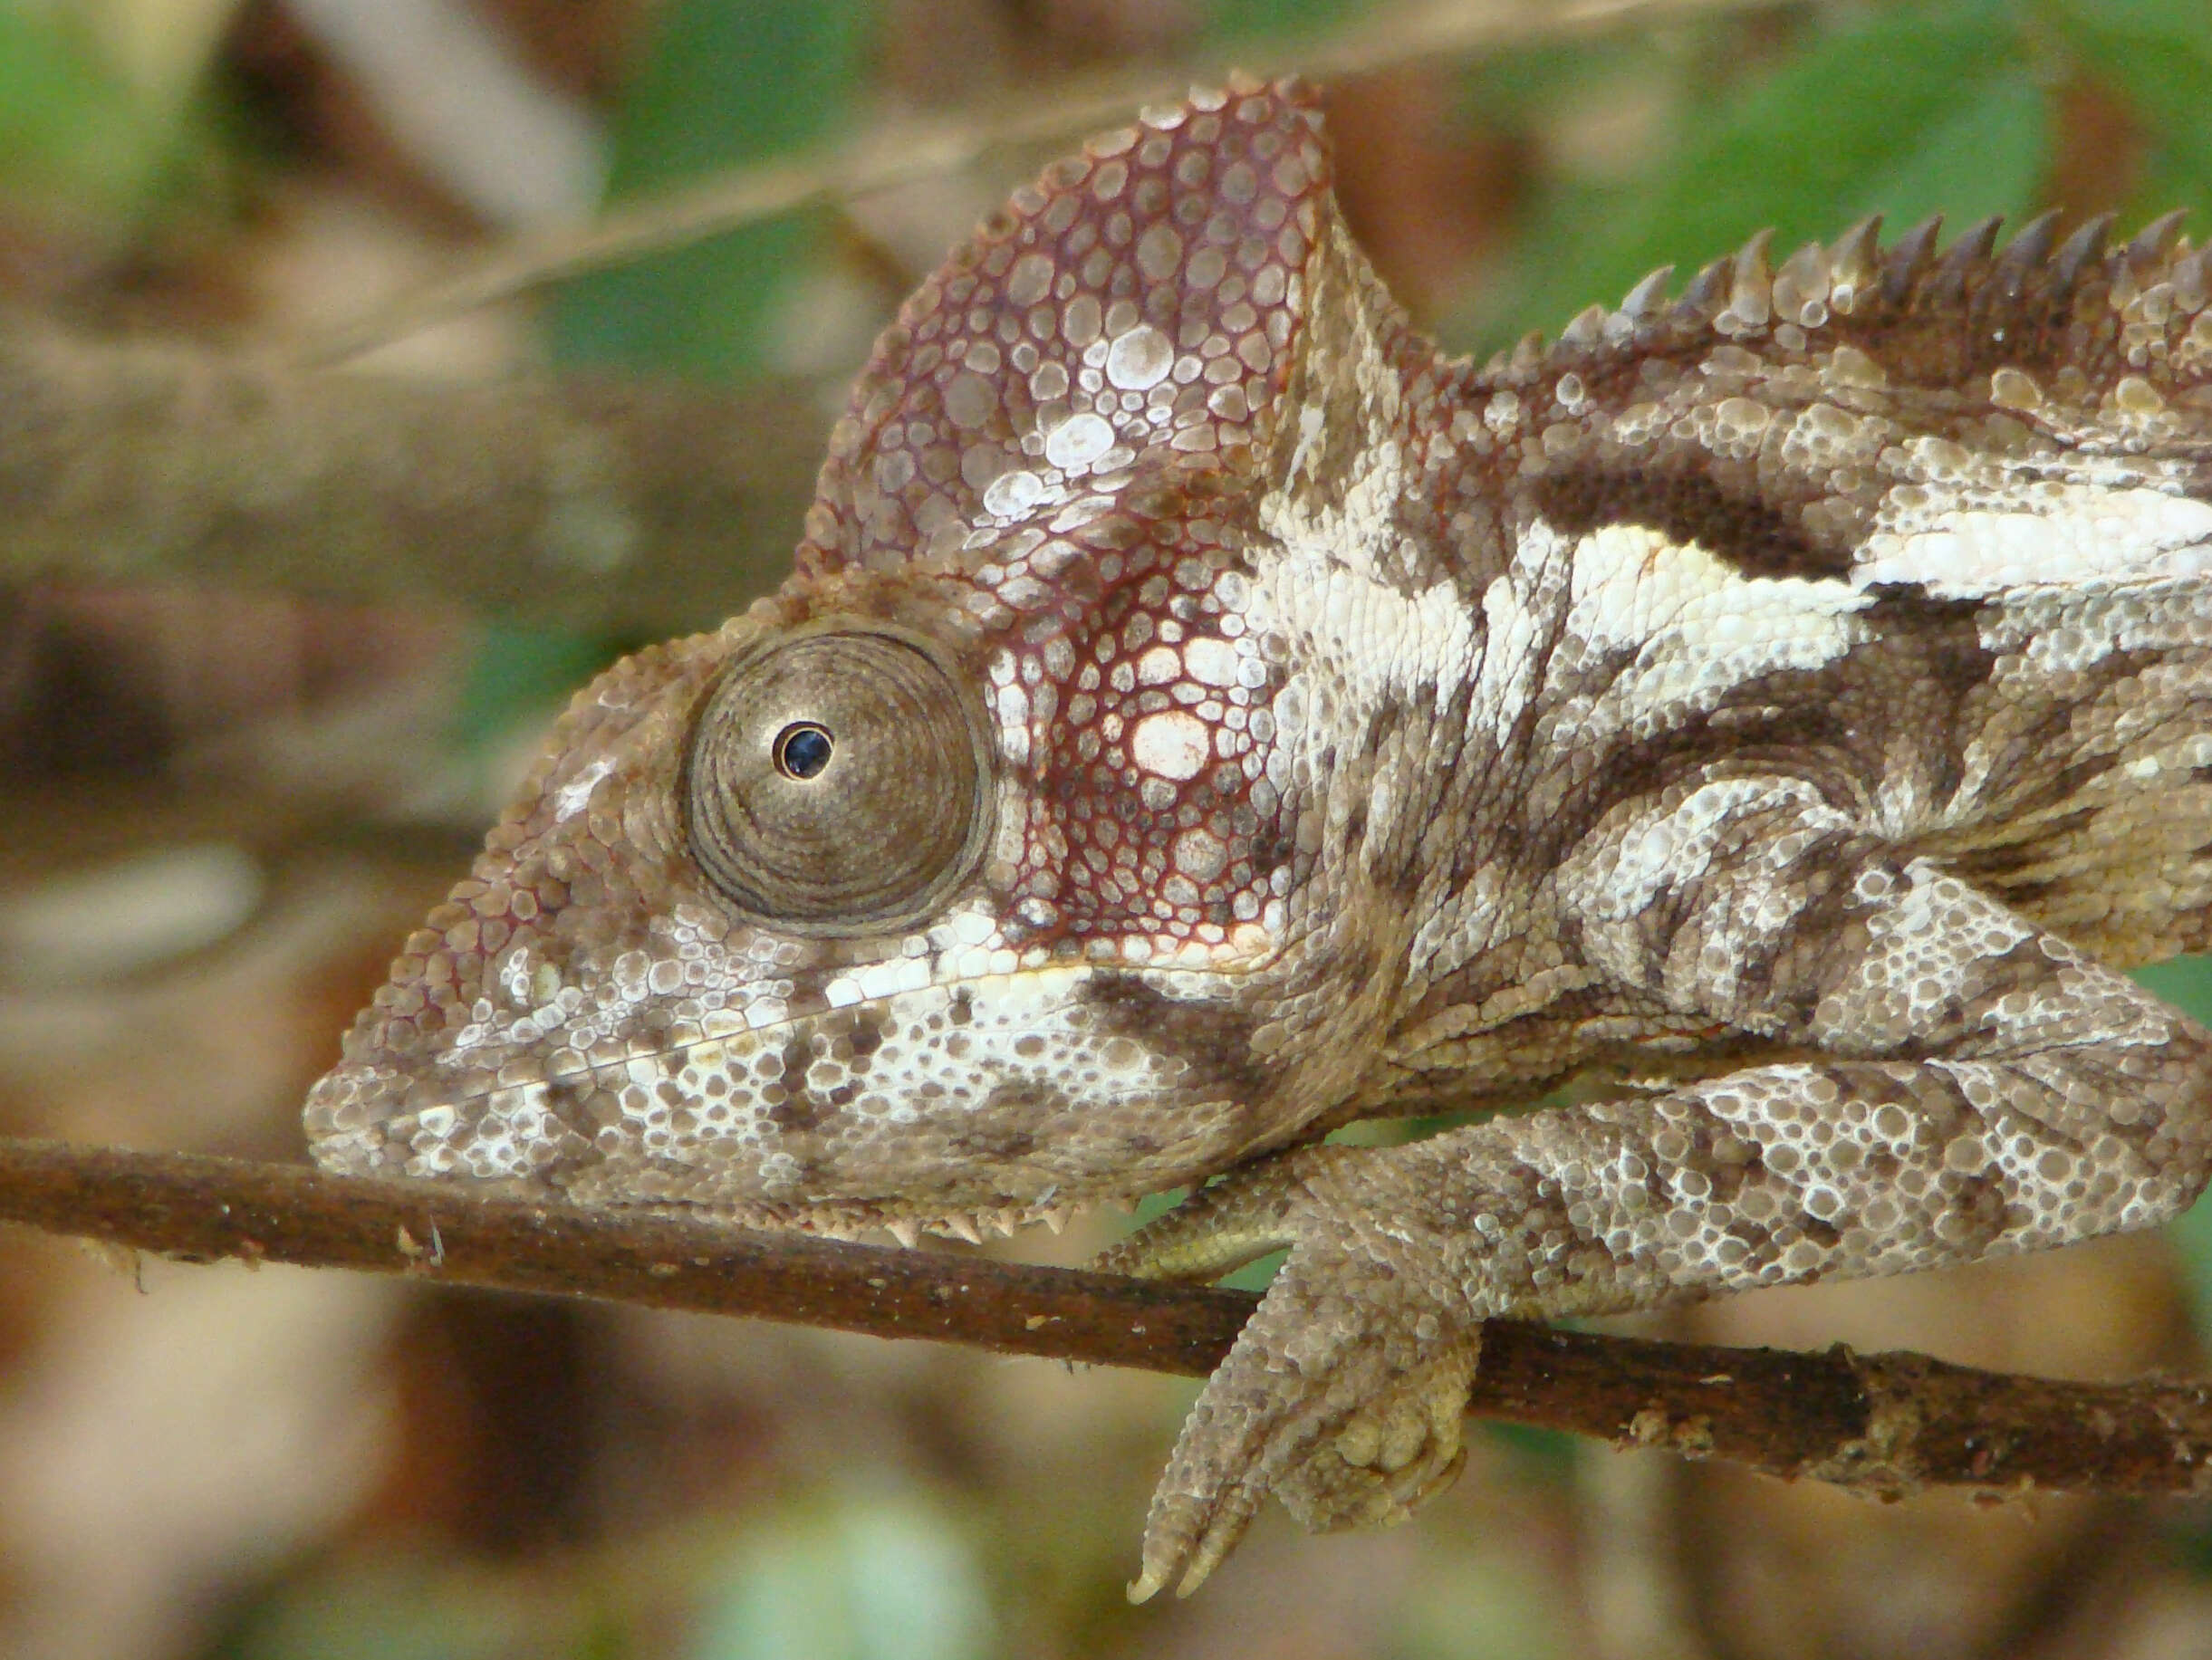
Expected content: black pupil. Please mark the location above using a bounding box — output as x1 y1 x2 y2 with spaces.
775 722 834 780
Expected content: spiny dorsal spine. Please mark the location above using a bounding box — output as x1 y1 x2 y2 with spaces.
1486 206 2212 394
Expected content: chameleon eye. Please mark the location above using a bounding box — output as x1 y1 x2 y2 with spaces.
684 626 992 934
774 722 834 780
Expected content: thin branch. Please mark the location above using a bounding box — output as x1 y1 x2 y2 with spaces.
304 0 1791 365
0 326 825 632
4 1135 2211 1501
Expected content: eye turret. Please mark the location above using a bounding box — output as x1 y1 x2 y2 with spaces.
684 625 993 933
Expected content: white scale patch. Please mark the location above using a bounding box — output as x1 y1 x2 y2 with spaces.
1251 555 1481 724
1131 709 1211 779
1259 354 1409 586
1556 523 1869 741
1044 411 1116 472
1462 522 1559 738
1861 485 2212 596
551 754 615 821
1540 488 2212 744
1567 524 1850 652
1183 636 1239 686
1105 324 1173 391
982 468 1047 518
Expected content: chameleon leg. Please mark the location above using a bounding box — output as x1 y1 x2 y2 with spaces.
1103 855 2212 1598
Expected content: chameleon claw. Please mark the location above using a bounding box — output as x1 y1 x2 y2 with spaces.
1157 1485 1267 1599
1128 1393 1274 1599
1106 1148 1485 1593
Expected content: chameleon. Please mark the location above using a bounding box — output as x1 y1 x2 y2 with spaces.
305 75 2212 1598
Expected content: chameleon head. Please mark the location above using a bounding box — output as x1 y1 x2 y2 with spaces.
303 78 1445 1238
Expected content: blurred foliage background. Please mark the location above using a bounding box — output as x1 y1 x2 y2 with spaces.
8 0 2212 1656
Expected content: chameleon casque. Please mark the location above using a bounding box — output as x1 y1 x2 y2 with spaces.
306 77 2212 1598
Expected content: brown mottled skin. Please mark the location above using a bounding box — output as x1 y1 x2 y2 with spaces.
307 79 2212 1597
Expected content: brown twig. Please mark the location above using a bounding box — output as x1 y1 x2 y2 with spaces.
0 326 824 633
2 1135 2209 1500
304 0 1791 365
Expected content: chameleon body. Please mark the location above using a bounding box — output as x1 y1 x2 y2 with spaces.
306 79 2212 1597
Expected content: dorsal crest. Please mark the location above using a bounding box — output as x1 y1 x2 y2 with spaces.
1505 208 2212 420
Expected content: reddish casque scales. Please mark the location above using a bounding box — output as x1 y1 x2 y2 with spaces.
310 77 2212 1597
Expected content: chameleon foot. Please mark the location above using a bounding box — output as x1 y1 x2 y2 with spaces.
1097 1148 1482 1599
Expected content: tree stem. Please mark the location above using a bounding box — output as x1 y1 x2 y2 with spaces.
4 1136 2207 1501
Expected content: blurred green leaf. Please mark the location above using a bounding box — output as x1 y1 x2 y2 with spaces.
2168 1504 2212 1579
1391 1537 1565 1660
1128 1185 1187 1223
2163 1185 2212 1335
1840 65 2045 233
2129 143 2211 239
551 0 872 379
216 1549 527 1660
2132 956 2212 1029
0 7 176 227
1483 1421 1578 1483
2133 957 2212 1339
1458 35 1671 132
451 620 629 755
694 1494 993 1660
1201 0 1367 43
2048 0 2212 221
1220 1248 1288 1293
1476 0 2044 348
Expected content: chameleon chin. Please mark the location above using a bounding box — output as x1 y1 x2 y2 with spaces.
304 76 2212 1600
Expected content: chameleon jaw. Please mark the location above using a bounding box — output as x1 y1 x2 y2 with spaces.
306 945 1293 1233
